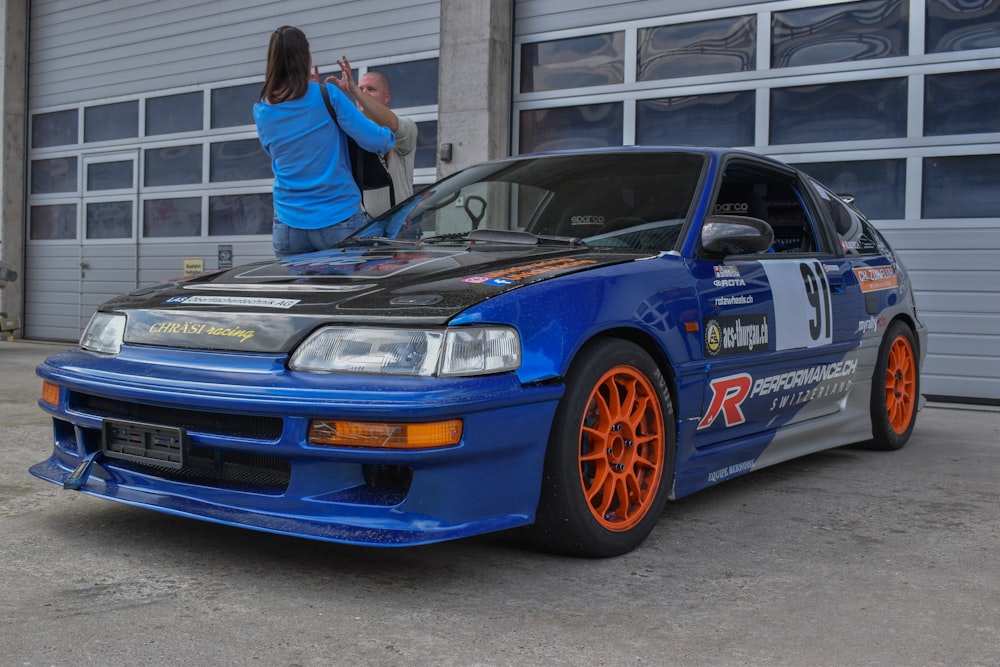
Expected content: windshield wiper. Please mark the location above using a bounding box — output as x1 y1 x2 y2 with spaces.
420 230 584 246
536 235 585 246
467 229 582 246
468 229 539 245
420 233 470 244
335 236 419 249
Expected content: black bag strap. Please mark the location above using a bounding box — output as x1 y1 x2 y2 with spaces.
319 83 395 208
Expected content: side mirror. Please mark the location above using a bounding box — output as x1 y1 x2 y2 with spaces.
700 215 774 257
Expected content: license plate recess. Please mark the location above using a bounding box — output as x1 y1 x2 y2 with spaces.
102 419 186 469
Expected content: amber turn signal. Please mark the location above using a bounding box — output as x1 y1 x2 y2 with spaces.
308 419 463 449
41 381 60 407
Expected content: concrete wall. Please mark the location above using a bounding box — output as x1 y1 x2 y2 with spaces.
437 0 512 178
0 0 27 336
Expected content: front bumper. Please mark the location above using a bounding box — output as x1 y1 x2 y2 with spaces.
30 346 564 546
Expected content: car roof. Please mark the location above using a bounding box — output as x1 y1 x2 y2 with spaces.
504 146 795 172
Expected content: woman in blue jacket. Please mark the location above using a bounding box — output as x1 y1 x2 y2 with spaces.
254 26 395 258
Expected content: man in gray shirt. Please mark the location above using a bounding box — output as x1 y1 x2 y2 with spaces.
332 57 417 217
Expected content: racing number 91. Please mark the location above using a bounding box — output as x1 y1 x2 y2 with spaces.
800 260 831 342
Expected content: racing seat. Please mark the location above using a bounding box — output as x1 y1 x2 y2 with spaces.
714 182 769 223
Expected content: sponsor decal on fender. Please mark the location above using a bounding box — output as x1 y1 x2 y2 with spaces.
712 265 746 287
714 295 754 306
714 265 741 278
697 374 752 429
854 265 898 292
708 459 755 483
698 359 858 429
750 359 856 396
704 314 769 357
856 315 887 334
462 257 598 286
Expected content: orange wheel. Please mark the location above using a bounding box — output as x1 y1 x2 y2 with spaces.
528 339 675 557
577 366 666 532
869 321 919 450
884 333 917 434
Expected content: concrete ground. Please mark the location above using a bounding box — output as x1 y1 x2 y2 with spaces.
1 339 998 667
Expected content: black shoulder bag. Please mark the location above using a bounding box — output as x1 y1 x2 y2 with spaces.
320 83 395 207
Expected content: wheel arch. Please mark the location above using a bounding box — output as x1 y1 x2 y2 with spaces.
888 312 921 358
567 325 681 425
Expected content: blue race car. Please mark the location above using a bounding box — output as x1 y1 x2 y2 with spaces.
31 147 926 557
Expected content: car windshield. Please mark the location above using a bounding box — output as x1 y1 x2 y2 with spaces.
356 151 706 252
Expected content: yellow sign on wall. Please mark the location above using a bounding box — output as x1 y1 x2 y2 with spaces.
183 258 205 275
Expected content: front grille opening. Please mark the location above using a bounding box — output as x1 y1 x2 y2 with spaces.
53 418 78 454
362 464 413 504
323 464 415 505
108 446 291 494
69 392 282 440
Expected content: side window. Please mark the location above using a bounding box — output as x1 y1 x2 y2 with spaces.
811 179 880 255
714 168 823 253
860 220 893 258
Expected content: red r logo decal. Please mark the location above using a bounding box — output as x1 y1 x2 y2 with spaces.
698 373 752 429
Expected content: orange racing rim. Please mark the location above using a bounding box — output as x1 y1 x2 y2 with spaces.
577 366 666 532
884 334 917 434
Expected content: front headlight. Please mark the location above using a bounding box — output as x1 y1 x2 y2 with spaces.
80 311 126 355
289 326 520 377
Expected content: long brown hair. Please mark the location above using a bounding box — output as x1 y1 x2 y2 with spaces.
259 26 311 104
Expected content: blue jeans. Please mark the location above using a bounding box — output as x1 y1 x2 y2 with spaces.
272 211 368 259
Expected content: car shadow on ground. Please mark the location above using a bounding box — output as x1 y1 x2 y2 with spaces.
34 442 873 574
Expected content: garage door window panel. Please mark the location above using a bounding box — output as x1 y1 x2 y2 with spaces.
144 145 203 187
30 204 77 241
210 139 272 182
146 91 204 136
771 0 908 68
924 69 1000 136
793 159 904 220
31 157 78 194
211 83 260 129
209 194 273 236
770 78 907 144
143 198 202 238
87 161 134 191
32 109 78 148
415 120 437 169
520 33 624 93
926 0 1000 53
86 201 133 240
637 92 754 147
372 59 439 107
922 155 1000 219
519 103 623 154
637 16 755 81
84 101 138 143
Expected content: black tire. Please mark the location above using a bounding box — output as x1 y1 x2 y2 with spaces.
867 320 919 450
527 339 675 557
